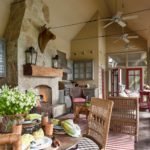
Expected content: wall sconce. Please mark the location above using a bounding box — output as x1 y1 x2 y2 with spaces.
25 47 37 65
52 55 59 68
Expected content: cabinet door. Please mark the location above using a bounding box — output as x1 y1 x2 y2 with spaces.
73 60 93 80
85 61 93 80
74 62 80 80
79 62 85 79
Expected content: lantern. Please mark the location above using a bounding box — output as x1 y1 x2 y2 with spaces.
52 55 59 68
25 47 37 65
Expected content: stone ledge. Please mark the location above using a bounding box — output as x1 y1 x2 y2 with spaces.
23 64 63 77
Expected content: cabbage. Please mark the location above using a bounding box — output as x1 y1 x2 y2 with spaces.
32 128 44 140
21 134 35 146
61 119 81 137
51 119 60 126
26 113 41 121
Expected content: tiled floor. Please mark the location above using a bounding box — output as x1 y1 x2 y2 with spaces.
135 111 150 150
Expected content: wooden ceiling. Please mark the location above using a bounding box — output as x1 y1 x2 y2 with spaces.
104 0 150 41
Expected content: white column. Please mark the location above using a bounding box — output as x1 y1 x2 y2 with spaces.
147 27 150 85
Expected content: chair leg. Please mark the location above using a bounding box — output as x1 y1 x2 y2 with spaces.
70 102 73 113
13 136 21 150
135 135 138 143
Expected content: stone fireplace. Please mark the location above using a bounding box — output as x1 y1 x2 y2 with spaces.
4 0 67 117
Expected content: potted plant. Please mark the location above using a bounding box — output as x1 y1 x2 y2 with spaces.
0 85 37 116
0 85 37 133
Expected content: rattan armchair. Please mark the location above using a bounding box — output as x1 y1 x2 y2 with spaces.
108 96 139 142
70 87 87 112
67 98 114 150
0 133 21 150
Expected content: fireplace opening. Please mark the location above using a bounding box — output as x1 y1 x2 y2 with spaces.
39 95 44 102
35 85 52 116
35 85 52 104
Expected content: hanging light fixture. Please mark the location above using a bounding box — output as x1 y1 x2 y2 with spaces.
25 47 37 65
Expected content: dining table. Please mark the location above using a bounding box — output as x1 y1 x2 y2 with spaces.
44 133 82 150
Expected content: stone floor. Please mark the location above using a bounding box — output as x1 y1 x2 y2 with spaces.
135 111 150 150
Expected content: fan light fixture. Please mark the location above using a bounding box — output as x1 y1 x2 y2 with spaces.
101 11 138 29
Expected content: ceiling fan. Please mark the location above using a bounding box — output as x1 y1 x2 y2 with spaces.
113 33 139 43
101 11 138 29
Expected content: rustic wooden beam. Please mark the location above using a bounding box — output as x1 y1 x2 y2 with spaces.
23 64 63 77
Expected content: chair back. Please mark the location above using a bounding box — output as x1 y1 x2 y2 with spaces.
108 96 139 142
70 87 84 99
87 98 114 149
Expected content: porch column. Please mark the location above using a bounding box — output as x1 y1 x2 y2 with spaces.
147 48 150 85
147 27 150 85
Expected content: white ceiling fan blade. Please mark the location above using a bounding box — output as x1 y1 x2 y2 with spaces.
117 20 126 27
131 47 138 50
128 35 139 39
100 18 113 21
113 39 120 43
123 38 130 43
103 21 114 28
122 15 138 20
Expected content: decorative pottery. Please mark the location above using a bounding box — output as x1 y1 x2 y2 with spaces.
45 123 53 136
42 116 49 126
12 124 22 134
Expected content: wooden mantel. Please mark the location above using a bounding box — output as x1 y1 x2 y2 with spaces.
23 64 63 77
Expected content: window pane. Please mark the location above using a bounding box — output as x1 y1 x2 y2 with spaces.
135 70 140 75
80 74 84 79
108 54 126 68
0 40 6 77
129 76 134 90
135 76 140 90
74 69 79 74
86 73 92 79
129 70 134 75
74 74 78 79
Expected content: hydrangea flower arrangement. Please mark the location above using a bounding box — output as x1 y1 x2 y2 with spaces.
0 85 37 116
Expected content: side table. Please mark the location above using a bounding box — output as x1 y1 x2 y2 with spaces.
74 103 90 122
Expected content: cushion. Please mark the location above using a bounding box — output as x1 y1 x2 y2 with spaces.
119 91 128 97
124 89 131 95
73 98 86 103
128 92 139 98
67 137 99 150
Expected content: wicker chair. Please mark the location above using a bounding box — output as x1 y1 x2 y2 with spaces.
108 96 139 142
0 133 21 150
67 98 114 150
70 87 87 112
